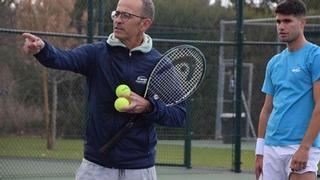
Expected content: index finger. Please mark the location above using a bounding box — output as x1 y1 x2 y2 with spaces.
22 33 39 42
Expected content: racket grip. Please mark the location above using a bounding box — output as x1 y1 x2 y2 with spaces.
99 121 135 153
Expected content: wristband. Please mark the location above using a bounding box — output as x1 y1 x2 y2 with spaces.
255 138 264 155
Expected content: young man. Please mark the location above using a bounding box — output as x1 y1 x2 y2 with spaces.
22 0 186 179
255 0 320 180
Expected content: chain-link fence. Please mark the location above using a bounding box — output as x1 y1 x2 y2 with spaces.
0 31 221 178
1 0 320 179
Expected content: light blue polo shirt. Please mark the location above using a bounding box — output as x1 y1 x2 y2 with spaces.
262 42 320 147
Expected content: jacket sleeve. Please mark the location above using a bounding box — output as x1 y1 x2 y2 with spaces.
34 41 97 76
144 96 186 127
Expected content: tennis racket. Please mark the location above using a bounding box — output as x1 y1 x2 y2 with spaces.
99 45 206 153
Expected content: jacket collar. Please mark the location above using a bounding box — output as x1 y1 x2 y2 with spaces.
106 33 153 53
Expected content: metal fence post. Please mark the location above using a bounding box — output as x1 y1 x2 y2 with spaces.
184 99 192 169
87 0 94 43
98 0 105 36
234 0 244 173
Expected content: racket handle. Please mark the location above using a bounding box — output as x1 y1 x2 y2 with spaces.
99 121 135 153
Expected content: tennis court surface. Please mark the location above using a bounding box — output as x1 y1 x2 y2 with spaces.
3 157 320 179
0 157 256 180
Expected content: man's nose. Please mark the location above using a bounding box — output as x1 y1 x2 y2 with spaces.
113 15 123 24
277 23 285 30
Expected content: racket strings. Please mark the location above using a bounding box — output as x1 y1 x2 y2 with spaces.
170 48 204 93
147 47 205 105
149 65 179 104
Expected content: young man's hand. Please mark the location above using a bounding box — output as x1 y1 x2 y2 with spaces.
255 155 263 180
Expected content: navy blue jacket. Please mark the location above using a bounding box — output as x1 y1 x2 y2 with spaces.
34 40 186 169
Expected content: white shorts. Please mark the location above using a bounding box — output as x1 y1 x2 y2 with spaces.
262 145 320 180
75 159 157 180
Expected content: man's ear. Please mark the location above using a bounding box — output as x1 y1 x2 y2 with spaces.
299 17 306 28
141 19 153 32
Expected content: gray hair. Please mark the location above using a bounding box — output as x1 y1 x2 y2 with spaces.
141 0 155 20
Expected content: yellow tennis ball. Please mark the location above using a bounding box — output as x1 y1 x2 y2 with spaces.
115 84 131 97
114 97 130 112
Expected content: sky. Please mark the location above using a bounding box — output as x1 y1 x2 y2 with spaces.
209 0 264 7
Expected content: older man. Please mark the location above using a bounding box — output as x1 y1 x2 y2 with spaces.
22 0 186 179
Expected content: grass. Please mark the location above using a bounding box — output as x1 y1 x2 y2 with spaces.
0 136 83 160
157 144 255 170
0 136 255 171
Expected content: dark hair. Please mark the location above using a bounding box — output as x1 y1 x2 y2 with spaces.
142 0 155 20
275 0 306 17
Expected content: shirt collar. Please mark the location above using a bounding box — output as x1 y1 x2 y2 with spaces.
106 33 153 53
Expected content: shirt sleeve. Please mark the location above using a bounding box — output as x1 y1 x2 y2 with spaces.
262 60 274 95
34 41 97 76
311 53 320 83
143 96 186 127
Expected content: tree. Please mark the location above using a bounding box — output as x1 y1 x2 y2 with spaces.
5 0 318 140
14 0 81 149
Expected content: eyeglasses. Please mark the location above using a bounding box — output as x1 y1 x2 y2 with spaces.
111 10 146 22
